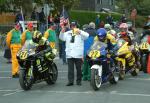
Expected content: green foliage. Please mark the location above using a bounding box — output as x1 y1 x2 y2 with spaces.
69 10 122 27
0 0 12 13
34 0 79 12
135 16 146 27
69 10 146 27
116 0 150 16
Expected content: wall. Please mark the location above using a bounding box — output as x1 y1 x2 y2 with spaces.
0 13 15 24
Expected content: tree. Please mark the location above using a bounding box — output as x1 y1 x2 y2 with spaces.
13 0 33 18
116 0 150 16
0 0 12 13
0 0 79 18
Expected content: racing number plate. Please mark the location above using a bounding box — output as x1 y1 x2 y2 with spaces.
88 50 100 59
19 50 28 60
140 42 149 50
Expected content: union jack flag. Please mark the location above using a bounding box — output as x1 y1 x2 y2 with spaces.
60 6 69 27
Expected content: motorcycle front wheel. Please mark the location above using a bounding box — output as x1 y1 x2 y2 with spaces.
46 63 58 85
19 69 33 90
91 69 101 91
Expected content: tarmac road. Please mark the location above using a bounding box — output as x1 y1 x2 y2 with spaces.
0 52 150 103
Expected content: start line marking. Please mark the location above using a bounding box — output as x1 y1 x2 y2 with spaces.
1 89 150 97
0 71 67 73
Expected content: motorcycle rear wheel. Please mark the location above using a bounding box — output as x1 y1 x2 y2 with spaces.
46 63 58 85
141 54 147 73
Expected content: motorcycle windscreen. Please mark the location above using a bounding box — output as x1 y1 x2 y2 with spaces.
21 40 37 50
117 39 126 48
17 40 37 60
87 41 107 59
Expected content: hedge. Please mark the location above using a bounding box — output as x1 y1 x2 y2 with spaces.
69 10 122 27
69 10 146 28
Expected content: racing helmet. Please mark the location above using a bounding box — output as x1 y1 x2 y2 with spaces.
119 23 128 29
97 28 107 41
104 24 111 30
32 31 42 43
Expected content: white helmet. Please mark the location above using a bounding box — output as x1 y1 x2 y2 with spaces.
104 24 111 30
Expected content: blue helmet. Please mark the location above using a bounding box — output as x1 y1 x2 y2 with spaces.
97 28 107 40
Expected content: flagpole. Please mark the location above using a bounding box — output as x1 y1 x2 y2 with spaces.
63 5 70 29
20 6 25 32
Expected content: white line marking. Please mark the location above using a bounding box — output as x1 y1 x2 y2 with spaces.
47 91 94 94
0 77 11 79
58 71 68 73
25 90 95 94
1 89 150 97
0 76 67 79
127 78 150 81
0 89 18 92
3 90 23 96
0 71 11 73
0 71 68 73
111 92 150 97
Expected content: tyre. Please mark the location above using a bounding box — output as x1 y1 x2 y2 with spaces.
46 63 58 85
109 62 119 84
118 62 125 80
19 69 33 90
90 68 102 91
131 69 138 76
141 54 147 73
109 75 117 84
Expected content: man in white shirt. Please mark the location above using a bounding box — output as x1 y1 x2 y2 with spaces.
59 21 89 86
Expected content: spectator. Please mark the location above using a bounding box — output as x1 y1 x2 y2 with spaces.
59 21 89 86
21 22 34 45
44 23 57 49
6 23 22 78
82 24 89 31
59 23 70 64
106 14 114 28
120 14 127 23
31 7 39 21
82 22 96 81
99 21 105 28
39 8 46 34
95 15 100 29
48 13 54 25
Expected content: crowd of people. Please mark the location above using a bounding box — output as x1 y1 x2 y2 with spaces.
4 12 150 86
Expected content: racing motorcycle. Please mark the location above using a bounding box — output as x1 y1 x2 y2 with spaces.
139 35 150 73
116 39 140 80
86 41 118 91
17 40 58 90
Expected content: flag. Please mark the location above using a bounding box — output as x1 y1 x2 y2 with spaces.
60 6 69 27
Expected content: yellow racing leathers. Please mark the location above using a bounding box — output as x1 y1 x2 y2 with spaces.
94 33 117 49
6 29 21 76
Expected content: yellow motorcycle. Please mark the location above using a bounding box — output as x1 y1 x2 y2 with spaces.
116 39 140 80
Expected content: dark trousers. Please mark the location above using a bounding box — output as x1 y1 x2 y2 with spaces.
67 58 82 83
62 42 66 63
